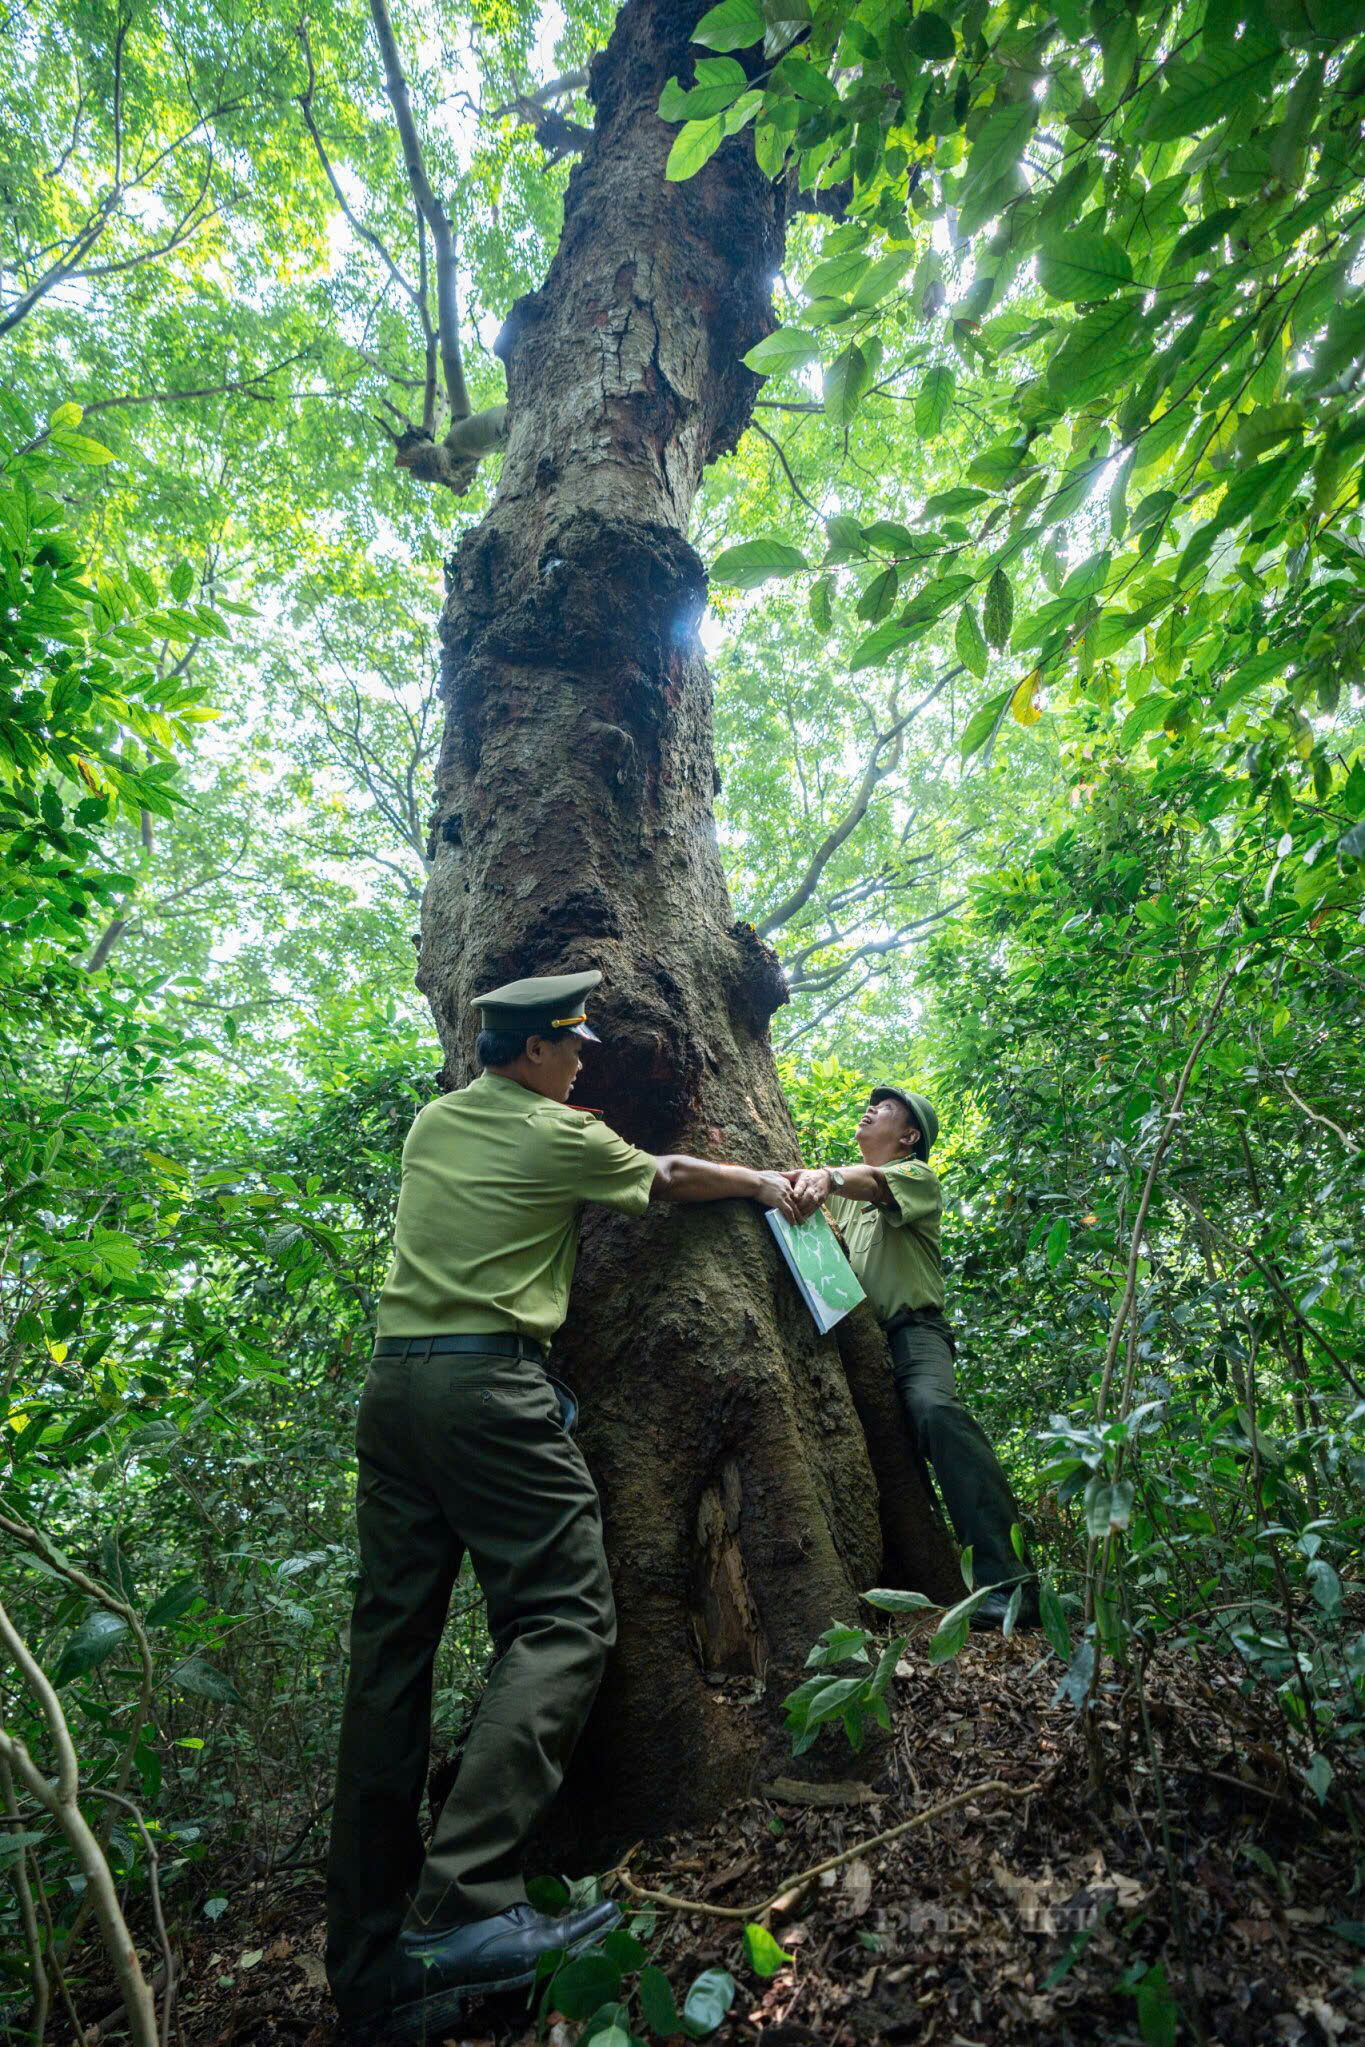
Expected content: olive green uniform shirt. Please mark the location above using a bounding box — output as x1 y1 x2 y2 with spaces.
376 1071 658 1346
827 1160 944 1324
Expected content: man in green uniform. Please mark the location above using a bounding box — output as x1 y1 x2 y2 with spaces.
789 1084 1036 1630
326 970 799 2043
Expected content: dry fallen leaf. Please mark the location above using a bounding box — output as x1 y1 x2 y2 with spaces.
989 1854 1060 1933
295 1954 327 1991
842 1858 873 1918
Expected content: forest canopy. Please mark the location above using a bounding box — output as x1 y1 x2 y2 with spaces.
2 0 1364 2040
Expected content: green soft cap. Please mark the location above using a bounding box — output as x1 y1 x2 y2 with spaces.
869 1084 939 1159
473 969 603 1042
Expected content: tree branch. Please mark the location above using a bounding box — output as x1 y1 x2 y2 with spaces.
755 668 958 939
750 419 821 516
491 69 590 118
1 1755 48 2044
782 903 962 996
0 1598 157 2047
296 24 427 328
368 0 469 420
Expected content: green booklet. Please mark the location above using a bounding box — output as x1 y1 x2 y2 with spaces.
766 1208 867 1335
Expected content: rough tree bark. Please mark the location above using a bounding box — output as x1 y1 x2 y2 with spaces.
417 0 960 1855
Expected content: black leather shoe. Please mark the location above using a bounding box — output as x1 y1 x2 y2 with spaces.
388 1899 621 2040
970 1583 1041 1631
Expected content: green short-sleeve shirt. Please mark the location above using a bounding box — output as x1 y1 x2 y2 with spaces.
376 1071 658 1346
827 1160 944 1324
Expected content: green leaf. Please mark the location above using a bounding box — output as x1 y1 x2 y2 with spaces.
915 364 955 437
824 342 871 427
48 427 115 464
711 537 808 588
547 1951 623 2020
907 11 955 61
742 328 822 375
1144 39 1282 142
1084 1477 1133 1537
1304 1753 1334 1805
170 1656 244 1706
682 1968 736 2037
1045 1218 1069 1268
924 486 986 518
660 76 694 120
1162 206 1243 279
1235 403 1305 463
960 687 1011 760
955 603 989 679
1100 10 1139 99
692 0 765 50
857 566 900 622
851 251 914 309
862 1586 937 1612
1307 1558 1342 1619
983 568 1013 650
823 512 868 564
1038 1577 1071 1661
0 1830 48 1868
962 100 1036 198
930 1589 989 1662
601 1928 649 1971
1053 1638 1094 1710
849 619 911 671
968 437 1031 491
91 1229 142 1278
1120 694 1173 748
755 102 797 176
1136 1961 1179 2047
1038 231 1133 302
1047 300 1146 399
743 1923 793 1977
861 520 923 555
809 574 833 633
723 89 763 137
54 1610 128 1685
666 115 727 179
639 1965 682 2036
146 1578 203 1627
169 560 195 603
805 247 871 300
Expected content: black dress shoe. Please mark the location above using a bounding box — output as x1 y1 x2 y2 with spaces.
387 1899 621 2040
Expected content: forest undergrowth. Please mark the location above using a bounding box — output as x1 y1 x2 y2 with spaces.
55 1610 1365 2047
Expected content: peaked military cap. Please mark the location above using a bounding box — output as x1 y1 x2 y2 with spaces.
869 1083 939 1160
473 969 602 1042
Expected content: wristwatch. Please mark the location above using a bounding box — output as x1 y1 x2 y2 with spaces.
829 1168 847 1192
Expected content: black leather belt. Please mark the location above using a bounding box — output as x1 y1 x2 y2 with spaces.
373 1332 546 1364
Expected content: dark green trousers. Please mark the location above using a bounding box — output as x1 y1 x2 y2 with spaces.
890 1317 1029 1591
324 1345 615 2023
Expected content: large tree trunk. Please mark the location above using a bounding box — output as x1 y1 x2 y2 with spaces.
417 0 959 1855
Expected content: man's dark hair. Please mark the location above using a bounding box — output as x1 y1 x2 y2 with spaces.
476 1023 576 1069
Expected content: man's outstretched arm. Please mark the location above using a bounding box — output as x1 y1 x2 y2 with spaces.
651 1155 799 1222
786 1164 891 1216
